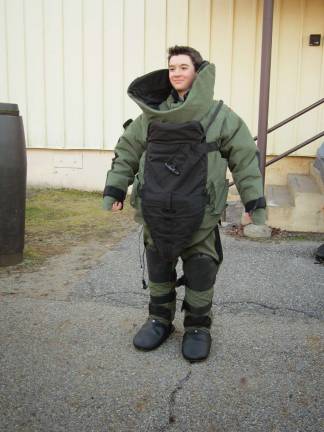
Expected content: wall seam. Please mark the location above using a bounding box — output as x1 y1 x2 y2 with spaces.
316 24 324 135
81 0 85 149
273 0 281 155
208 0 212 61
122 0 125 123
61 0 66 149
42 0 48 148
22 0 29 147
165 0 168 56
142 0 145 74
252 0 259 133
294 0 306 155
229 0 235 106
187 0 190 45
4 0 9 100
102 0 105 149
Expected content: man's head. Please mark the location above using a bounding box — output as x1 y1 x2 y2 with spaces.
167 46 203 97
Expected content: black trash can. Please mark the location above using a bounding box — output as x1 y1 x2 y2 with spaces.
0 103 27 266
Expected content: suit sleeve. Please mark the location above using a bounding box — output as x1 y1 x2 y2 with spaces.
103 115 146 203
220 108 266 216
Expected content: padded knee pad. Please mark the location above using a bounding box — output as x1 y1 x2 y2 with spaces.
146 246 176 283
183 254 218 291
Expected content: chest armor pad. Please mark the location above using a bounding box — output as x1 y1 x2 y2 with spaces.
141 101 223 260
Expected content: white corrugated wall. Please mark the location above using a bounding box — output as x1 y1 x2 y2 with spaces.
0 0 323 156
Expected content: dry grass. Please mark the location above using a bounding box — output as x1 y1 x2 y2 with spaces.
1 188 136 272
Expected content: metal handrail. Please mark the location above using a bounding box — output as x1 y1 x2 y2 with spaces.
266 131 324 167
252 97 324 141
228 97 324 187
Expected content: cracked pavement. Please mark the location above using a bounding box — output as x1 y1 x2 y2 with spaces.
1 223 324 431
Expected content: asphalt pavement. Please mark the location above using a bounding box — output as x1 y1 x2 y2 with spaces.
1 221 323 431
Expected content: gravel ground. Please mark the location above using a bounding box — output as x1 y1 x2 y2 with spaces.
0 219 323 431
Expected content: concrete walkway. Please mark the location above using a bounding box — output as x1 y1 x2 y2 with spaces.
1 226 323 431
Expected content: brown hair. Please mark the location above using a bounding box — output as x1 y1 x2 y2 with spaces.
168 46 203 71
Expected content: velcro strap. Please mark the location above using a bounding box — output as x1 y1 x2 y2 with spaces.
149 303 172 321
245 196 267 213
205 100 224 131
181 300 212 315
123 118 133 130
207 141 221 152
150 291 176 304
175 275 187 287
184 315 212 329
103 185 126 202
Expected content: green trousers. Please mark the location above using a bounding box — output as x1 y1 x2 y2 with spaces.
143 224 222 331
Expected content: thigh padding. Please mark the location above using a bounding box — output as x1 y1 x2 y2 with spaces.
183 254 218 291
146 246 176 283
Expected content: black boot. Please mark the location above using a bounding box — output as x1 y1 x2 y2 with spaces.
133 319 174 351
182 329 212 362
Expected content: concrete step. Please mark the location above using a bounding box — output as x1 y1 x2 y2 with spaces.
266 176 324 233
287 174 324 210
266 185 294 208
310 164 324 194
266 185 294 230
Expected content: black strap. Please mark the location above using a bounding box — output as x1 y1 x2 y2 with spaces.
214 225 223 264
205 100 224 132
181 300 212 315
204 101 223 153
207 141 221 152
245 196 267 213
184 315 212 329
149 303 172 321
123 118 133 130
175 275 187 287
150 291 176 304
103 185 126 201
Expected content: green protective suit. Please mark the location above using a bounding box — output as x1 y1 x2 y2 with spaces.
103 62 265 329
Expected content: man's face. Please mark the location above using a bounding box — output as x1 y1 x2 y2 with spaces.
168 54 197 97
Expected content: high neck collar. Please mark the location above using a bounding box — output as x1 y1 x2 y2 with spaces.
127 62 215 123
171 88 190 102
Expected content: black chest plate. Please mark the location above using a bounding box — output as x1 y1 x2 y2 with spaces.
141 120 208 260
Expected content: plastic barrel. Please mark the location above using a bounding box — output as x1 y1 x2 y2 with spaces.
0 103 27 266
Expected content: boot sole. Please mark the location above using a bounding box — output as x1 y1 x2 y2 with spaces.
133 324 175 351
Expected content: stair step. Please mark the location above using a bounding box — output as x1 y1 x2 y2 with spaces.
287 174 321 196
266 179 324 233
310 164 324 194
266 185 294 208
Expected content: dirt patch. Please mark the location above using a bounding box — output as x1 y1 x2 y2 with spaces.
222 200 324 242
0 189 137 298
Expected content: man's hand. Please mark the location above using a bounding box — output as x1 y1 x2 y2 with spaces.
112 202 123 211
103 196 123 211
241 208 271 239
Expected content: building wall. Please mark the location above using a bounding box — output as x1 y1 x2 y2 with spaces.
0 0 323 189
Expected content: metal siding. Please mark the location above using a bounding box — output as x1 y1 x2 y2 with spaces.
210 0 234 105
83 0 104 149
25 0 46 148
231 0 259 130
103 0 124 150
274 0 305 155
43 0 65 148
63 0 84 149
295 0 324 156
0 0 322 156
0 0 9 101
145 0 167 72
5 0 28 142
123 0 145 122
188 0 211 60
166 0 189 47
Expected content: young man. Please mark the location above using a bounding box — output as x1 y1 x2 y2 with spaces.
103 46 266 362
